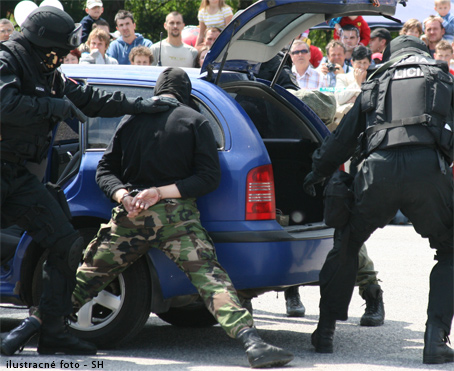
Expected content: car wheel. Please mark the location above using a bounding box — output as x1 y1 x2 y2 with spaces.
69 255 152 349
157 300 218 327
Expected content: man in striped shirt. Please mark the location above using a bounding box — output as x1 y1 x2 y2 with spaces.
290 40 328 89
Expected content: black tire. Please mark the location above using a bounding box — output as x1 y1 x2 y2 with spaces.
157 300 218 327
69 255 152 349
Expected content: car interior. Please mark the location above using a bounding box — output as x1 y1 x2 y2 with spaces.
222 81 325 226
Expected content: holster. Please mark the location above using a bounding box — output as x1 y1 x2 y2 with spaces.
323 170 354 228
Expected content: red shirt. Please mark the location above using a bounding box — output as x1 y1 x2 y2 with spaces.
333 16 371 46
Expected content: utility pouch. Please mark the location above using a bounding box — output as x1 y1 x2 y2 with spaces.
360 79 379 113
45 182 72 221
323 170 354 228
439 122 454 164
431 71 453 118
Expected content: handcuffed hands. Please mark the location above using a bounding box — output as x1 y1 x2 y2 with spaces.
123 188 161 218
303 171 325 197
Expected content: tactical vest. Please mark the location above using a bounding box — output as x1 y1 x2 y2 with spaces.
0 35 66 163
360 54 454 163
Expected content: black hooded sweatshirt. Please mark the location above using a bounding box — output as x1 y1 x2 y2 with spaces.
96 67 221 200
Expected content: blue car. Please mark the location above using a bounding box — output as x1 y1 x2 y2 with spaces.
0 0 399 348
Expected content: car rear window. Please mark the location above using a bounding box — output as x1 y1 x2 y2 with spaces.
85 84 224 150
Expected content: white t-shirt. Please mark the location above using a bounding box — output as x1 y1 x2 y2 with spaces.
197 6 233 30
150 40 198 67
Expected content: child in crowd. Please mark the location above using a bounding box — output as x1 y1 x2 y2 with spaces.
195 0 233 47
434 39 454 74
196 46 210 68
80 28 118 65
399 18 424 38
434 0 454 42
129 46 154 65
80 0 105 43
330 16 371 46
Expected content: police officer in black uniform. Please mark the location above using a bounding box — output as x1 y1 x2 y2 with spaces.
303 35 453 365
0 6 174 356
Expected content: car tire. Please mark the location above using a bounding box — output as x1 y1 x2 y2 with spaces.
69 255 152 349
156 300 218 327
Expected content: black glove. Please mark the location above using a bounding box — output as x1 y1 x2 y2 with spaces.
136 96 179 114
303 171 325 197
50 96 87 126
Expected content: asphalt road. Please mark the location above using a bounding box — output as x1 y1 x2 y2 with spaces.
1 225 452 371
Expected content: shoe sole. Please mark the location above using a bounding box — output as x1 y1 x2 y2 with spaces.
314 346 333 353
360 319 384 327
423 355 454 364
286 311 305 318
38 347 97 355
250 354 294 368
1 346 15 356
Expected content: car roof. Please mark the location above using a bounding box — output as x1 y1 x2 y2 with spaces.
61 64 202 83
202 0 399 73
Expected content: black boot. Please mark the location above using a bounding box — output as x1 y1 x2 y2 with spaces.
0 317 41 356
311 316 336 353
237 327 294 368
360 284 385 327
284 286 306 317
423 324 454 364
37 315 97 355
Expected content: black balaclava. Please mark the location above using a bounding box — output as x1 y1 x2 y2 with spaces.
382 35 431 62
32 45 70 72
154 67 193 106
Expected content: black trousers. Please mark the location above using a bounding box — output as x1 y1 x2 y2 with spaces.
1 161 78 316
319 147 454 333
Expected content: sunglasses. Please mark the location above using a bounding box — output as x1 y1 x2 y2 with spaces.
291 49 309 55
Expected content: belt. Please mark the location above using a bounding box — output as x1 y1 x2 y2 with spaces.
1 152 27 165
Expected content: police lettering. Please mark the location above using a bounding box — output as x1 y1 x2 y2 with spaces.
393 67 424 80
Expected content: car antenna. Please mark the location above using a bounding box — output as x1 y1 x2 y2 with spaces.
158 32 163 66
270 39 295 90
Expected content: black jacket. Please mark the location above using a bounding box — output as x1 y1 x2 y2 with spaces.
96 106 221 200
96 67 221 200
0 33 141 162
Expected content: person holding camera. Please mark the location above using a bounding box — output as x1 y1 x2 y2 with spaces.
317 40 352 87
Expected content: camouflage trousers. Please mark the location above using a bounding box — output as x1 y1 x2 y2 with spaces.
73 198 253 338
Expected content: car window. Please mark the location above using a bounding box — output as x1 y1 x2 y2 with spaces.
86 84 224 150
238 13 300 44
227 88 307 140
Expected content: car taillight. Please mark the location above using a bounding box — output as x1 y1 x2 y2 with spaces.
246 164 276 220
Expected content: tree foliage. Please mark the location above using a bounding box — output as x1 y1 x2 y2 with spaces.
1 0 241 42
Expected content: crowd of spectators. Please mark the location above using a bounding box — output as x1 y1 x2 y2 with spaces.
50 0 454 86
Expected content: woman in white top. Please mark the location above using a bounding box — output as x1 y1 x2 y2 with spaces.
79 28 118 65
195 0 233 47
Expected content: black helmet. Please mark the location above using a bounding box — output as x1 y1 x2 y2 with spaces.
382 35 431 62
21 6 82 51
